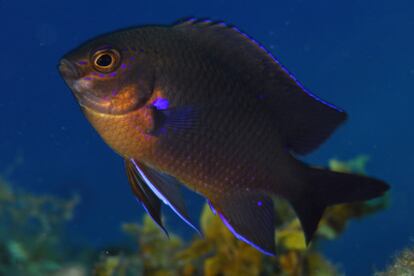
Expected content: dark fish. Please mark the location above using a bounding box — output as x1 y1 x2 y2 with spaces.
58 19 389 255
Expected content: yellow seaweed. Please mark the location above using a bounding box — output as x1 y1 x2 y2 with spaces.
0 154 389 275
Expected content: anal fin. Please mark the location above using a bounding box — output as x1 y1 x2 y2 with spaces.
211 192 276 256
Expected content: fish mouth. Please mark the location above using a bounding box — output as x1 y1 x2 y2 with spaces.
68 80 140 116
67 81 113 114
59 59 80 79
58 59 111 113
58 58 142 115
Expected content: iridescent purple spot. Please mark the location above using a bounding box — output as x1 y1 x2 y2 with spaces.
83 77 92 81
121 63 127 70
257 201 263 207
153 98 170 110
77 61 87 65
109 72 117 77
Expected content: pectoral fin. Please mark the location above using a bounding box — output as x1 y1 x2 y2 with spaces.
125 159 168 236
130 159 201 234
146 102 201 136
210 192 276 256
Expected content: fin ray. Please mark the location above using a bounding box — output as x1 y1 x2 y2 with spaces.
125 159 168 236
130 159 201 234
211 192 276 255
174 18 347 155
147 104 202 136
288 162 389 244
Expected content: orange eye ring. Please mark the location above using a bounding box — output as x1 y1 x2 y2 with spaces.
92 48 121 73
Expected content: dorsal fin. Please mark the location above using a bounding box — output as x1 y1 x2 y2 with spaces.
174 19 347 155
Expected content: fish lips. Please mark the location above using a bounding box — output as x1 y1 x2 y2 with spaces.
58 58 83 97
58 59 140 115
59 59 80 80
58 59 102 111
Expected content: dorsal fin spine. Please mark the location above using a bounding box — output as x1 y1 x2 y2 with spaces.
231 22 344 112
174 18 347 154
175 18 344 112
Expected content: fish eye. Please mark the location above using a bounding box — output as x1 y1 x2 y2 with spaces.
92 48 121 73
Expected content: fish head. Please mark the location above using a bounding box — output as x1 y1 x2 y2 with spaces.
59 31 155 115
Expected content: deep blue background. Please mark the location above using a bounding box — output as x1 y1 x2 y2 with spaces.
1 0 413 274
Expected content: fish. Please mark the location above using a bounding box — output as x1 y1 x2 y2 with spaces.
58 18 389 255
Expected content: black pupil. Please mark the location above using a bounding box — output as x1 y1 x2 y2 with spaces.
97 54 113 67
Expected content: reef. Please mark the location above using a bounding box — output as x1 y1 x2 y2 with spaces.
0 175 80 275
376 246 414 276
0 155 389 275
94 155 388 276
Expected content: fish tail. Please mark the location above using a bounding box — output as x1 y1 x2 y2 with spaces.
289 163 389 245
206 162 388 255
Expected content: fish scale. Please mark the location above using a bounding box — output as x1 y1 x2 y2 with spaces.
151 106 283 199
59 19 389 255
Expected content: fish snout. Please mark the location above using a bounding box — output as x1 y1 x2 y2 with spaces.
59 59 80 79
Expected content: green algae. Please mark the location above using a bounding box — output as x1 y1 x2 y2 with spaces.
0 175 80 275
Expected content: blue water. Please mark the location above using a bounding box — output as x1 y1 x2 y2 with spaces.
1 0 413 274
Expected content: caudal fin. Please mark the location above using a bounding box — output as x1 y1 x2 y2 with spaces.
289 165 389 244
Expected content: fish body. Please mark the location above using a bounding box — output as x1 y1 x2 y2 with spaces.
59 19 389 255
